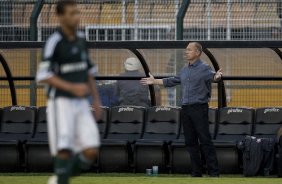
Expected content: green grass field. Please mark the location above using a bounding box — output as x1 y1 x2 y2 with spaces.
0 174 280 184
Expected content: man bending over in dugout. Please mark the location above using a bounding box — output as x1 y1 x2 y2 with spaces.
36 1 102 184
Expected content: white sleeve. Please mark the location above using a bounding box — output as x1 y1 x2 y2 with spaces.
36 33 61 82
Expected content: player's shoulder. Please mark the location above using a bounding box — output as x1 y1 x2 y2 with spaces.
45 31 63 46
76 31 88 46
43 31 63 58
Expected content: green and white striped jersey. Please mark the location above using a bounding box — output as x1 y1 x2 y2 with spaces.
36 28 97 98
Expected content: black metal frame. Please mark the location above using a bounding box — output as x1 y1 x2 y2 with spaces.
0 41 281 107
202 48 227 107
0 53 17 105
129 49 156 106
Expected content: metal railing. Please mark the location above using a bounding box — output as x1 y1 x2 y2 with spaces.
1 0 282 41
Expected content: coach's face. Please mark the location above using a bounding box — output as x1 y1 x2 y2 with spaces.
185 43 200 62
59 5 80 29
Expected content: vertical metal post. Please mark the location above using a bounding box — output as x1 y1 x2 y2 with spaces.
134 0 138 40
176 0 190 40
29 51 38 106
30 0 44 41
29 0 44 106
227 0 232 40
121 0 126 41
207 0 212 40
37 11 42 41
225 0 232 107
174 0 180 39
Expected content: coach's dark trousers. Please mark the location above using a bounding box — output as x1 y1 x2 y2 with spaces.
182 103 219 176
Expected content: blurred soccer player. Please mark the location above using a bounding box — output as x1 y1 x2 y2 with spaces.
141 42 222 177
36 1 101 184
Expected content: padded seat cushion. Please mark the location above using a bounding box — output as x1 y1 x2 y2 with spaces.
171 140 185 146
101 139 129 146
135 139 165 146
213 140 237 147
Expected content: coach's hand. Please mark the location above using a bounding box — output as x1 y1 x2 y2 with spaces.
140 73 155 85
70 83 90 97
214 68 223 82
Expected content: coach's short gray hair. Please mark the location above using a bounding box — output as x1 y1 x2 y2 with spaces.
190 42 203 55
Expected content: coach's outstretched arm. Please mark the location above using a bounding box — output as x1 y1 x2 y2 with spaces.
141 73 181 87
140 73 163 85
141 68 222 86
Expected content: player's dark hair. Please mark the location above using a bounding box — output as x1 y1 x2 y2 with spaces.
56 0 77 15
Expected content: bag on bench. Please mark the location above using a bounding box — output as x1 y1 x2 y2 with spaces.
238 136 275 176
278 127 282 177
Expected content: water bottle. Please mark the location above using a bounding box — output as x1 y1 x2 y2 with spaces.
152 166 159 176
146 169 152 176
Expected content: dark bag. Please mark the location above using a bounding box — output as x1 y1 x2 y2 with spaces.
279 145 282 177
238 136 263 176
238 136 275 177
260 138 275 176
278 129 282 177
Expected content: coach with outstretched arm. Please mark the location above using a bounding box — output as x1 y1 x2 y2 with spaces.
141 42 222 177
